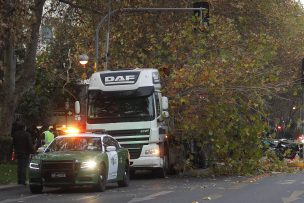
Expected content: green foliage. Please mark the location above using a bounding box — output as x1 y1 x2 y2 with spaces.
0 164 17 184
16 67 66 125
15 0 304 174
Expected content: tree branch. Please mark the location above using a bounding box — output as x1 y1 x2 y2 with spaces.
59 0 103 15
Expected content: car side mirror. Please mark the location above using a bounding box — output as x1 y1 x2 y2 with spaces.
106 146 116 152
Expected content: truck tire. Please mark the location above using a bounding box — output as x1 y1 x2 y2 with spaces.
30 185 43 194
118 161 130 187
155 155 168 178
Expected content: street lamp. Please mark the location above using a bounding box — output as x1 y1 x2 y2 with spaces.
79 54 89 80
79 54 89 66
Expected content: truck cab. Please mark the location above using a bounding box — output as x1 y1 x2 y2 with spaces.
84 68 170 177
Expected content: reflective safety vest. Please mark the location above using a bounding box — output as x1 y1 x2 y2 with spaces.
44 130 54 145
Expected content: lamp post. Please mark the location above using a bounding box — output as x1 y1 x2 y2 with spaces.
94 7 207 71
79 54 89 80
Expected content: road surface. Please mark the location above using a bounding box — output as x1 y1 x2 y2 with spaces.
1 171 304 203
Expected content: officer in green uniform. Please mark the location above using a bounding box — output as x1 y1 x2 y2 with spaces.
42 128 54 146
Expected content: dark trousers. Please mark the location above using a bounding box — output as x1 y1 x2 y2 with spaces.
16 153 29 185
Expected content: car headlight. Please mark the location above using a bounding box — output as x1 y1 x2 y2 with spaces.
29 162 40 170
81 161 97 169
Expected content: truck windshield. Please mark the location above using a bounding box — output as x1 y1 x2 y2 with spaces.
87 90 155 123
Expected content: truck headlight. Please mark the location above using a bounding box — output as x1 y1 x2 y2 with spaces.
29 163 40 170
81 161 97 169
145 148 159 156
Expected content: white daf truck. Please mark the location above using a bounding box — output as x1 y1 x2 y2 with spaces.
78 68 170 177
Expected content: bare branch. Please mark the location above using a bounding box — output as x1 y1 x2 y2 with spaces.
59 0 103 15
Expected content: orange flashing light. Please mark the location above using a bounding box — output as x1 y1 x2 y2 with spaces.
63 127 80 134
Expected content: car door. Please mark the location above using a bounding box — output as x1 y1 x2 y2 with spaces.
103 136 118 180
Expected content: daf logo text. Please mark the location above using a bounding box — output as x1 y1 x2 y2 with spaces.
105 75 136 85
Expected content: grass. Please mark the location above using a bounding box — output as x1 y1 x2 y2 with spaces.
0 163 17 185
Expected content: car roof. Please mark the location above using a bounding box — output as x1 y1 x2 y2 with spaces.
57 132 110 139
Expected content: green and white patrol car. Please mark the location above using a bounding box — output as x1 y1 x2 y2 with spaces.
28 132 130 194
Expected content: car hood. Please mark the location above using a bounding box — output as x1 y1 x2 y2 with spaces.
34 151 101 162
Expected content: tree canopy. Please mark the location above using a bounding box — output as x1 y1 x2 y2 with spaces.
2 0 304 173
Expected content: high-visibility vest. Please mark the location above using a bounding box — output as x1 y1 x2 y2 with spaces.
44 130 54 144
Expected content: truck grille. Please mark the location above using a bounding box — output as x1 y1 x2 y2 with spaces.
120 144 145 159
41 160 79 183
108 129 150 159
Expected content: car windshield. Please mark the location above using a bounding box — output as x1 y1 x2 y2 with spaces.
46 137 102 152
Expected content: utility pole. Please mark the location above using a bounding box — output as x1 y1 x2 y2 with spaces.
104 0 112 71
301 58 304 158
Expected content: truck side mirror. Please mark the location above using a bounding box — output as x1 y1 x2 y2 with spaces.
162 96 168 110
162 111 169 118
75 101 80 114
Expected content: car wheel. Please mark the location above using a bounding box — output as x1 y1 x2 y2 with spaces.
29 185 43 194
118 162 129 187
95 164 107 192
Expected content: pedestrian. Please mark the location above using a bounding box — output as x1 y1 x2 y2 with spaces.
12 122 34 185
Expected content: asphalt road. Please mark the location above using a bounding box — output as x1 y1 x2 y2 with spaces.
1 171 304 203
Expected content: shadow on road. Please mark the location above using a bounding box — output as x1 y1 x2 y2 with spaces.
42 171 165 194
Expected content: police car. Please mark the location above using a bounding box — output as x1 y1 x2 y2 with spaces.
28 132 130 193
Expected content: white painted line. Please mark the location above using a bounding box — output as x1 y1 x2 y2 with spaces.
278 180 296 185
128 191 173 203
282 190 304 203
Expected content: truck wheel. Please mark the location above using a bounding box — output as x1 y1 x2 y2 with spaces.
155 156 168 178
30 185 43 194
95 164 107 192
118 162 129 187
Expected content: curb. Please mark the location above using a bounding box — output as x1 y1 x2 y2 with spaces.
0 184 24 191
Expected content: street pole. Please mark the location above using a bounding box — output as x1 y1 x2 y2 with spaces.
104 0 112 70
94 7 206 71
302 82 304 158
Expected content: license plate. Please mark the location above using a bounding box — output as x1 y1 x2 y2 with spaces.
51 172 66 178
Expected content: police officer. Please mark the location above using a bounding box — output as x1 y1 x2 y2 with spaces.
12 122 34 185
42 127 55 146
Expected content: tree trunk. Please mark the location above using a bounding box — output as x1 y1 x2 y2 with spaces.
0 0 45 138
0 31 17 137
